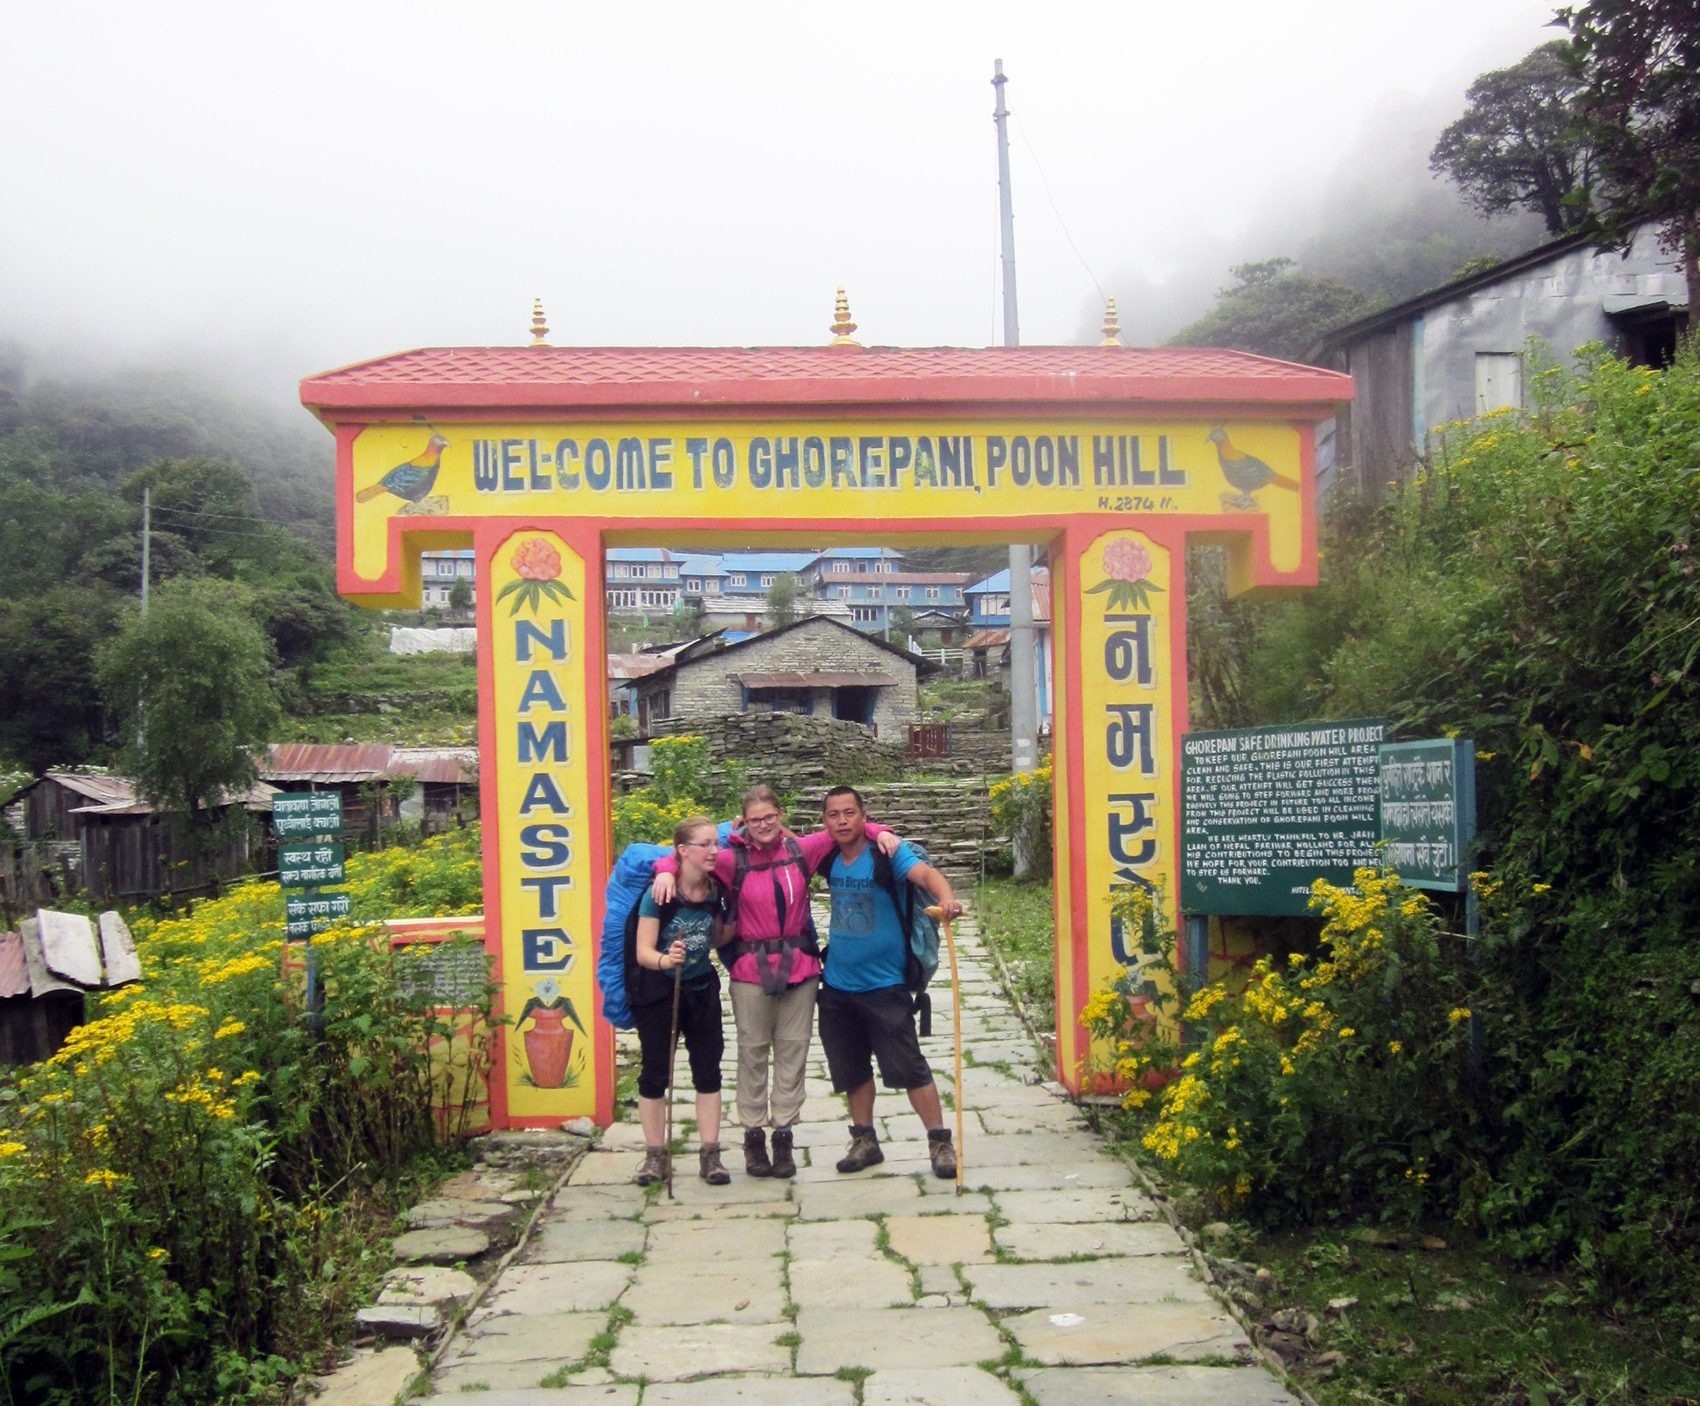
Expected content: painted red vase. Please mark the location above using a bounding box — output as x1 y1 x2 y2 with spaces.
523 1006 574 1088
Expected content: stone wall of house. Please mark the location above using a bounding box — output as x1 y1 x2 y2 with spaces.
667 620 917 736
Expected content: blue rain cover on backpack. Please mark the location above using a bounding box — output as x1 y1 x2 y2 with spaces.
597 821 733 1030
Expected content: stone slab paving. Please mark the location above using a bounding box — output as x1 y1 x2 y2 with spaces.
409 911 1294 1404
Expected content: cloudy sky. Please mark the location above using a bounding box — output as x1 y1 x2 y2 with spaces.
4 1 1561 400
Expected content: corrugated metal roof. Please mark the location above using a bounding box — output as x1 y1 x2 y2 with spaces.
964 629 1011 650
388 748 477 785
0 932 29 999
43 771 135 805
264 743 393 784
69 781 277 818
738 671 897 688
607 654 672 681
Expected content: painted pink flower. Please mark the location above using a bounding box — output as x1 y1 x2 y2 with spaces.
498 538 576 616
1087 536 1165 614
1104 538 1152 583
513 539 562 582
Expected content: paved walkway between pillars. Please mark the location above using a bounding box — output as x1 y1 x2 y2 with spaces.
407 914 1298 1406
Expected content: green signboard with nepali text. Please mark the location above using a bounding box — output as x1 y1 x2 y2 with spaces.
1377 739 1475 891
273 791 343 838
278 842 345 889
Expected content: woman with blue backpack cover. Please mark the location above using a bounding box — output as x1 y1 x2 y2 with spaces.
629 815 734 1187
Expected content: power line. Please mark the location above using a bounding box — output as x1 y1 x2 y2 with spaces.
1012 111 1107 307
145 502 285 526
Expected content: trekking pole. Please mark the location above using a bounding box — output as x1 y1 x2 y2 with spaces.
926 905 966 1196
664 959 684 1199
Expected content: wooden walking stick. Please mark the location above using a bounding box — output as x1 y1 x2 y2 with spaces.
926 905 966 1195
663 958 684 1199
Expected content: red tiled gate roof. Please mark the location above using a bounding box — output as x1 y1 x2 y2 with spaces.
301 346 1351 417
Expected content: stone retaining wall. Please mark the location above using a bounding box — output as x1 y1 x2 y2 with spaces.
789 779 1006 882
653 711 907 791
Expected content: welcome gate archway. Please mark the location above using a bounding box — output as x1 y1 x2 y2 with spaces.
301 342 1350 1127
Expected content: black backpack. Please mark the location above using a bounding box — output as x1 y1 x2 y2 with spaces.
821 842 943 1036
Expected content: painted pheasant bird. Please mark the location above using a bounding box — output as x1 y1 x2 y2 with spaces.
356 433 450 505
1206 425 1299 510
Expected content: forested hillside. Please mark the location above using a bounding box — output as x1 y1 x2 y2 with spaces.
0 343 348 772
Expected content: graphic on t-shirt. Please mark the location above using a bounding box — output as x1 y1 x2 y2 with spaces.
832 889 877 937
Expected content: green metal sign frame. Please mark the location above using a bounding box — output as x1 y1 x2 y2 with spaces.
1377 738 1476 892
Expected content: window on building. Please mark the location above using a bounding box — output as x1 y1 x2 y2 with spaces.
895 586 910 601
836 586 851 599
733 574 747 587
650 689 671 718
926 587 940 601
1475 352 1522 414
761 574 775 586
851 606 879 623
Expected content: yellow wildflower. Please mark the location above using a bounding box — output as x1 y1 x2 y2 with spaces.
1339 1027 1356 1039
84 1169 127 1189
1388 1040 1403 1055
214 1019 247 1039
0 1141 26 1159
1448 1007 1472 1023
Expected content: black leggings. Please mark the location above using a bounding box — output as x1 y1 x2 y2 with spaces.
633 975 725 1099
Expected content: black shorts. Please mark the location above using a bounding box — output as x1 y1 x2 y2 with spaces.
633 973 724 1099
817 983 933 1093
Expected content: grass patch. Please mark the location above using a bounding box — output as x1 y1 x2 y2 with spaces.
1247 1226 1700 1404
974 877 1055 1032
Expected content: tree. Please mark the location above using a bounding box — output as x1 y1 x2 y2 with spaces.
0 587 122 771
766 574 799 627
1430 41 1595 235
1560 0 1700 310
447 577 473 612
95 578 281 823
1169 259 1378 361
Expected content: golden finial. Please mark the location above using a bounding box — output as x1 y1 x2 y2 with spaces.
829 287 862 347
1100 297 1123 347
529 297 550 347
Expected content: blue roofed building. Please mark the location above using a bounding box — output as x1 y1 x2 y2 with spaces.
717 551 818 598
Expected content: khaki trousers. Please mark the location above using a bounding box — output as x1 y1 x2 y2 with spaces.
729 976 817 1130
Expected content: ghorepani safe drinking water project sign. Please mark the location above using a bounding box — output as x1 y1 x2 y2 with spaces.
301 323 1351 1127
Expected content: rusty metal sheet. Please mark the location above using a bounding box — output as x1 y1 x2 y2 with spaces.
0 932 29 998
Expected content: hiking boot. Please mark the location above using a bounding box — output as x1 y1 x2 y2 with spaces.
927 1128 957 1180
744 1127 773 1178
699 1143 731 1186
635 1146 668 1186
835 1124 884 1174
769 1127 797 1179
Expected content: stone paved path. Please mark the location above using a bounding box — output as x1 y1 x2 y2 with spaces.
407 913 1299 1406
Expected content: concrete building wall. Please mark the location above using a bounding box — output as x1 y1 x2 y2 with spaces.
1416 225 1685 440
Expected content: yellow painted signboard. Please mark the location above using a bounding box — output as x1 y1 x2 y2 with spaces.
308 345 1345 1127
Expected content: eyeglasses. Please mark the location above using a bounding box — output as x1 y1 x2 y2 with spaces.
744 812 782 826
682 839 718 849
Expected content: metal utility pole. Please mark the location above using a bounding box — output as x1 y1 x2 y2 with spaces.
994 59 1040 877
140 486 151 614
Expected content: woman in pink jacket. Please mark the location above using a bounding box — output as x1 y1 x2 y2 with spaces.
655 784 894 1178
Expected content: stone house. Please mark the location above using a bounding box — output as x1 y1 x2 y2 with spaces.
1312 219 1689 500
631 616 927 737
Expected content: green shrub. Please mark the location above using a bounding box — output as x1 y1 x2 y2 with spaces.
1178 342 1700 1315
0 827 490 1403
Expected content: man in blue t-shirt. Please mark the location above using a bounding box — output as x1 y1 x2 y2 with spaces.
816 786 964 1179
